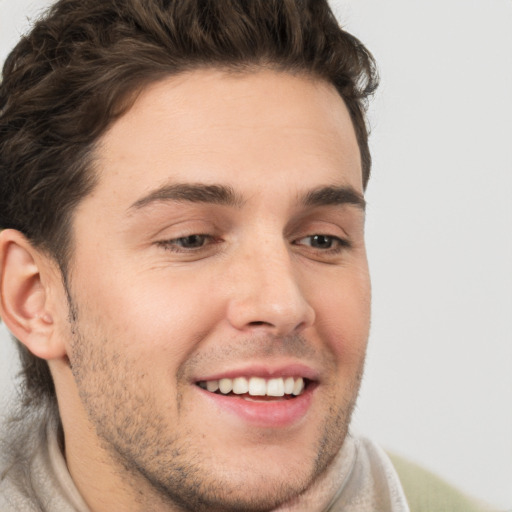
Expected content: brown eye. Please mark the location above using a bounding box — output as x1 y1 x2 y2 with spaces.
297 235 346 249
293 234 351 258
157 234 214 253
156 233 222 259
309 235 334 249
174 235 209 248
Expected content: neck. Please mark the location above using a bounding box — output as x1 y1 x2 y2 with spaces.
273 435 356 512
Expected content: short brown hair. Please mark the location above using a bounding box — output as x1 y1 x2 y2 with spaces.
0 0 378 407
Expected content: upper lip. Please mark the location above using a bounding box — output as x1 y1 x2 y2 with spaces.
194 363 320 383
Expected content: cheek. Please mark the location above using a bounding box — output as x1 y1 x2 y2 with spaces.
312 268 371 361
74 266 226 365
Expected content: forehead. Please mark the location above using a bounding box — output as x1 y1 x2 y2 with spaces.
90 69 362 210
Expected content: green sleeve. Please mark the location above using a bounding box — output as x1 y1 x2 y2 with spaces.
388 453 499 512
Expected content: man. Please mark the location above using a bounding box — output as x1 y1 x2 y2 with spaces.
0 1 494 511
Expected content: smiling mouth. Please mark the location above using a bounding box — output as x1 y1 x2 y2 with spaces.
196 376 308 400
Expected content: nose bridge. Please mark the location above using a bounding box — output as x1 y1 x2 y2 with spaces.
226 234 315 335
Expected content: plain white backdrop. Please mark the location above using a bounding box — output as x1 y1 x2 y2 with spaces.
1 0 511 509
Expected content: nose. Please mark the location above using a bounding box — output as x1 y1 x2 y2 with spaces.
226 241 316 337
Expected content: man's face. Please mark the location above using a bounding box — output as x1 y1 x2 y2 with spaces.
60 69 370 511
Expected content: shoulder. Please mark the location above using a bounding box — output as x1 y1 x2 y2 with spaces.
0 411 45 511
0 402 81 512
388 453 498 512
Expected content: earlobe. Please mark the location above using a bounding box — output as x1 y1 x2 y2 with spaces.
0 229 66 360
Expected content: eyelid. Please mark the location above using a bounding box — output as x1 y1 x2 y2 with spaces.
156 234 220 254
292 234 352 259
141 210 229 241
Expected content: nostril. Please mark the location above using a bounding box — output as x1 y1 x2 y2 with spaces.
248 321 271 327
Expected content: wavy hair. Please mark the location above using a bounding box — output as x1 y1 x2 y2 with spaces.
0 0 378 408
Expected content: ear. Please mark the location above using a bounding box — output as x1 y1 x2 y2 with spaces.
0 229 67 360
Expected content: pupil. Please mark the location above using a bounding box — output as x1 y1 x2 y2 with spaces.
182 235 204 248
312 235 332 248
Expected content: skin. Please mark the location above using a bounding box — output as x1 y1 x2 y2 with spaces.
1 69 371 511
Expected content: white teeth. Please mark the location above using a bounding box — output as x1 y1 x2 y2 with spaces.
292 377 304 396
232 377 249 394
284 376 295 394
219 378 233 394
206 380 219 392
267 378 285 397
248 377 267 396
199 376 307 397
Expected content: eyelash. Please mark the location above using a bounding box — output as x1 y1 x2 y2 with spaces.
156 233 351 255
294 234 351 254
156 234 216 253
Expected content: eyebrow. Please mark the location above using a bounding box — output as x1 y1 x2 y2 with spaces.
129 183 245 210
129 182 365 212
300 185 366 211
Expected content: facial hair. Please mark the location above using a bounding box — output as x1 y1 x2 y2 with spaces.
66 294 366 512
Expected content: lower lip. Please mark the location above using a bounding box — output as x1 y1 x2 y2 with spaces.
196 386 315 428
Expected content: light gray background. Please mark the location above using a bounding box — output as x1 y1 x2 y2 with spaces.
1 0 511 509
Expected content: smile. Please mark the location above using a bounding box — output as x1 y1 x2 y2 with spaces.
197 376 306 399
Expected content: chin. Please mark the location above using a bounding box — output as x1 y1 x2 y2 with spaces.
155 465 316 512
136 427 343 512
